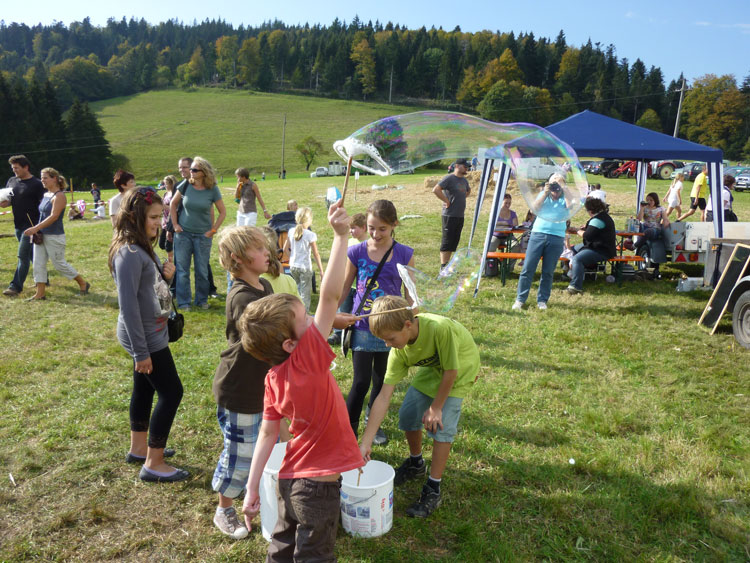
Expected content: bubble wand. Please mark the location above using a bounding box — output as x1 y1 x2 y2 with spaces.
339 156 354 207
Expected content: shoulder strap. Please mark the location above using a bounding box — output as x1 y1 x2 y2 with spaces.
354 241 396 316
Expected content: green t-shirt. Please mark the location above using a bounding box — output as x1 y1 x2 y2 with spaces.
260 272 300 298
178 182 222 234
383 314 479 399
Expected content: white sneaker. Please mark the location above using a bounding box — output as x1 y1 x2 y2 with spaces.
537 302 548 310
512 301 524 310
214 507 248 540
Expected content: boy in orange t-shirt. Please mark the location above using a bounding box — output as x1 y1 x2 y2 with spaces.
240 200 362 561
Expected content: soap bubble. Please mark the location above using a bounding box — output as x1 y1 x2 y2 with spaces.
398 248 480 313
333 111 588 222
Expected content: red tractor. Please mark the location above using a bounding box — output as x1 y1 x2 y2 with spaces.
607 160 684 180
609 161 644 178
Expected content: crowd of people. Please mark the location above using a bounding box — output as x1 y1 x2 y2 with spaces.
1 152 744 560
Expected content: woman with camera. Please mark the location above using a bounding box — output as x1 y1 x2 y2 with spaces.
512 174 576 311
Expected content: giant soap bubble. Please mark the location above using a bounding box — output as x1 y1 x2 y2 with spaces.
397 248 480 313
334 111 588 222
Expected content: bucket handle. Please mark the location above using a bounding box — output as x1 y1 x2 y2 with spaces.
347 489 378 506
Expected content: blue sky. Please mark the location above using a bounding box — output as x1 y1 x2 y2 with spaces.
12 0 750 86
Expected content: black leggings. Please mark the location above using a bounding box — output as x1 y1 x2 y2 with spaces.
129 346 184 449
346 350 389 437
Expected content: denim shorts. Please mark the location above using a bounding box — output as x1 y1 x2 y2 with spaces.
351 328 389 353
398 386 464 443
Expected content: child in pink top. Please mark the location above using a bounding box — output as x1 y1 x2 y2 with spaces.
240 201 361 561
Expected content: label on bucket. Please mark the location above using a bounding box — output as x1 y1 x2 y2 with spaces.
340 493 377 534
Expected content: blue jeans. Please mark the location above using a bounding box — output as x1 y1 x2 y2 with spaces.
516 231 564 304
569 248 608 290
10 228 33 291
174 231 213 308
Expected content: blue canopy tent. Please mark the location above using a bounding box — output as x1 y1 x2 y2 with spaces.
545 110 726 237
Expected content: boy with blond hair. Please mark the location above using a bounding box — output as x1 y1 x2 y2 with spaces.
240 201 362 561
211 226 273 539
360 295 479 518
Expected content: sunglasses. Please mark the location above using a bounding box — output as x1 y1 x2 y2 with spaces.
190 168 202 173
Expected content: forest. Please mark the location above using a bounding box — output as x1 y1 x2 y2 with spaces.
0 16 748 161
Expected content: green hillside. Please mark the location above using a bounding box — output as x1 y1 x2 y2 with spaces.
91 89 427 181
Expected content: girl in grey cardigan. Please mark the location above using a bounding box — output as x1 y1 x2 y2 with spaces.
109 187 188 483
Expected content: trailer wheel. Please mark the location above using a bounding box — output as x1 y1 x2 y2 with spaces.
635 246 652 271
732 292 750 350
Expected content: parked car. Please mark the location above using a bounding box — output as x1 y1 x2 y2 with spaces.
395 159 414 174
735 172 750 192
310 166 328 178
580 160 598 174
725 166 750 179
671 162 704 181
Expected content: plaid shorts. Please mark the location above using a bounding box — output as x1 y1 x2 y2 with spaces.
211 406 262 498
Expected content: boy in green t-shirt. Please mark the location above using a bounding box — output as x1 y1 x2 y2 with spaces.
359 295 480 518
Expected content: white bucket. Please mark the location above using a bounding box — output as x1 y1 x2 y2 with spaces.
260 442 287 542
340 460 395 538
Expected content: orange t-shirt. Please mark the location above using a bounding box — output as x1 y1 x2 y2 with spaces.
263 323 364 479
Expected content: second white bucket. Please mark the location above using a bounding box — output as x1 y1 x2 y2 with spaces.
260 442 287 542
340 460 395 538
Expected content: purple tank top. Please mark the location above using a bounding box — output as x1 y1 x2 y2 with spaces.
348 241 414 332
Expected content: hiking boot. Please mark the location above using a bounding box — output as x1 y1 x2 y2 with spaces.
372 427 388 446
213 507 248 540
406 484 442 518
394 457 426 485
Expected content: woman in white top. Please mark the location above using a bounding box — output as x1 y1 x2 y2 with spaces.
283 207 324 311
663 173 683 219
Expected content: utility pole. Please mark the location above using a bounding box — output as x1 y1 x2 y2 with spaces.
281 113 286 179
673 78 687 138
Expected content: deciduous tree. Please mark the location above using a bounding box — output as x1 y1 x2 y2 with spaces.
295 135 326 170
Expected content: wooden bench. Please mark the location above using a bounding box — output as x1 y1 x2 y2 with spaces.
486 252 645 286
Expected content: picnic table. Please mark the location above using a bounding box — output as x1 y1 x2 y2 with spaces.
486 230 645 286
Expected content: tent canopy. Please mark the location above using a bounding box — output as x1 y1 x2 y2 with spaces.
545 110 723 163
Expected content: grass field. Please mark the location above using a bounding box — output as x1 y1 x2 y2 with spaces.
90 89 430 182
1 152 749 557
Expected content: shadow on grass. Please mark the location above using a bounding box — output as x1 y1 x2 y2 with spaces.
438 456 748 560
462 412 570 448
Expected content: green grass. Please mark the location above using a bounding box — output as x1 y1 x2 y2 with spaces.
90 88 429 182
1 155 749 559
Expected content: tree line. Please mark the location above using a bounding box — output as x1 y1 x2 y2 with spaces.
1 17 748 159
0 74 115 187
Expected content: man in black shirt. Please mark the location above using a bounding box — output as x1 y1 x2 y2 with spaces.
1 155 45 297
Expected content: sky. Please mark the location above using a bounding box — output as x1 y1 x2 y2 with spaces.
10 0 750 87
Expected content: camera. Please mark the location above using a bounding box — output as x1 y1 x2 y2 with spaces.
549 182 562 193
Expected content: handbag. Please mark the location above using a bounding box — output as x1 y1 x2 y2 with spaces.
31 232 43 245
151 254 184 343
342 241 395 357
167 300 184 343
